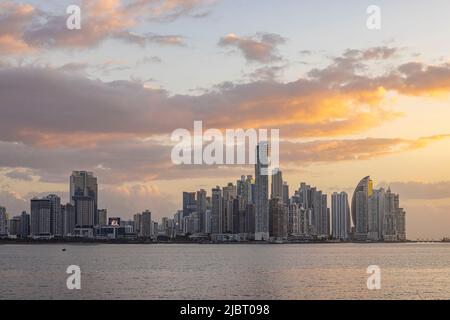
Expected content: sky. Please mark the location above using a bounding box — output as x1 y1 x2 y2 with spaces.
0 0 450 239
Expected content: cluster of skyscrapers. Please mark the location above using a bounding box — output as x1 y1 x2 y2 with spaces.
167 147 407 242
0 146 406 242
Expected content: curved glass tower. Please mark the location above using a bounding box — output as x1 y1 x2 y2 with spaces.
351 176 373 240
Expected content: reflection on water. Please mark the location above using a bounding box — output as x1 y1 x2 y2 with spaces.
1 243 450 300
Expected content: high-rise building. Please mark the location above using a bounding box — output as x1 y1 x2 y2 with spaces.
8 216 21 236
368 189 385 241
292 183 328 238
73 195 95 228
352 176 373 241
140 210 152 238
0 206 7 237
222 183 236 233
332 192 350 240
211 186 222 234
288 203 300 236
282 182 289 206
196 189 207 233
269 197 288 240
98 209 107 226
20 211 30 238
31 198 52 238
383 188 406 241
182 192 196 218
62 204 75 236
46 194 61 236
255 142 269 241
271 168 283 199
133 213 142 235
70 171 98 224
245 204 256 237
204 210 212 234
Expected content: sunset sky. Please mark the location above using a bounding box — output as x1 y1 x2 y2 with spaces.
1 0 450 239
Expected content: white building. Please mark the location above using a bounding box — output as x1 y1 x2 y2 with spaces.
332 192 350 240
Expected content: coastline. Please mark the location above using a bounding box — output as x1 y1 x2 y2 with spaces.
0 238 440 245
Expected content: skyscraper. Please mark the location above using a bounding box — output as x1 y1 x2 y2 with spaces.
62 203 75 236
352 176 373 241
98 209 108 226
31 198 52 238
140 210 152 238
182 192 196 218
269 197 288 240
368 188 386 241
0 206 7 237
20 211 30 238
197 189 207 233
282 182 289 206
332 192 350 240
70 171 98 225
46 194 61 236
255 142 269 241
73 196 95 228
222 183 236 233
271 168 283 199
383 188 407 241
211 186 222 234
8 216 21 237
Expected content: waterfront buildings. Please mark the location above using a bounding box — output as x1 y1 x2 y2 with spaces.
0 155 407 242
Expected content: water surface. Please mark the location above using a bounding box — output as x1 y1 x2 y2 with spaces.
1 243 449 300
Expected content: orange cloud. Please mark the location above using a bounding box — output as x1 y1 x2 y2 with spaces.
219 32 286 63
0 0 209 54
0 2 35 54
281 135 450 163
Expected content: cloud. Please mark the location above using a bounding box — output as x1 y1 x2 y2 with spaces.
377 181 450 200
246 65 287 82
394 62 450 95
0 134 448 185
218 32 286 63
4 168 34 182
99 184 178 219
281 135 450 163
0 0 210 55
0 1 35 54
0 190 28 215
1 47 450 184
136 56 163 66
1 47 450 147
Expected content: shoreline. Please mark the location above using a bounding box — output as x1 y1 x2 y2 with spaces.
0 239 443 245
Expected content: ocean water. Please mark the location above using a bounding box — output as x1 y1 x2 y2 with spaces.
1 243 450 300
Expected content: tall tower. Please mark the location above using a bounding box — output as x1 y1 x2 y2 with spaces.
271 168 283 199
351 176 373 241
211 186 223 234
332 192 350 240
70 171 98 225
30 198 52 237
255 142 269 241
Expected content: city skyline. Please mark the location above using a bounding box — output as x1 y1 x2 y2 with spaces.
0 0 450 240
0 157 407 242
